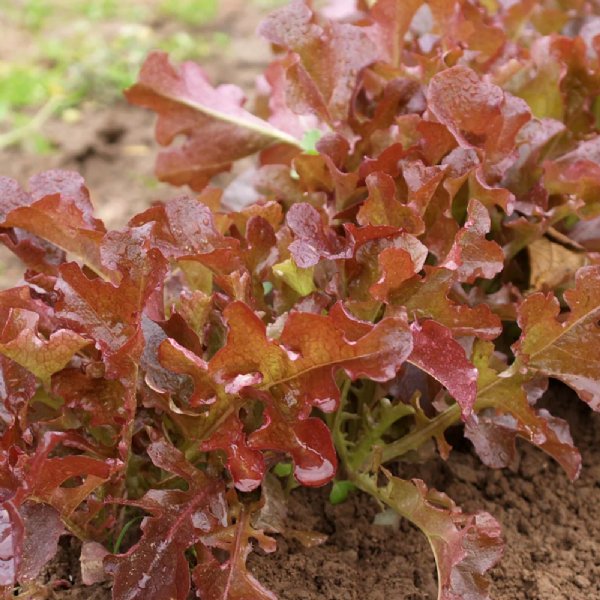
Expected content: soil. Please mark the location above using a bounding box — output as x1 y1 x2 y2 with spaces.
250 386 600 600
2 3 599 599
18 388 600 599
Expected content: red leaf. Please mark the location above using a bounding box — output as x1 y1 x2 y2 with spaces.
286 203 351 268
106 490 198 600
402 159 448 215
428 0 506 65
0 430 118 585
357 172 425 234
0 308 90 385
0 229 66 276
193 505 276 600
52 369 126 430
0 286 55 331
0 171 106 274
208 302 282 394
1 2 598 595
125 52 300 190
132 195 242 275
368 0 424 67
159 338 218 408
465 406 580 479
427 66 531 175
260 59 310 139
18 503 64 582
471 340 581 480
409 320 478 419
513 265 600 411
100 225 168 292
441 199 505 283
55 262 150 378
31 454 114 514
106 442 226 600
543 136 600 215
259 0 378 124
0 353 36 429
280 305 413 387
369 248 416 302
390 267 503 339
367 472 503 600
200 301 411 488
249 408 337 487
201 414 265 492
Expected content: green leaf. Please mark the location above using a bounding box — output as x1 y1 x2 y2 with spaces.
272 462 293 477
300 129 322 155
272 258 316 296
329 480 356 504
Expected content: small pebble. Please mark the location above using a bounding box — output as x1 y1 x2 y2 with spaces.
573 574 591 589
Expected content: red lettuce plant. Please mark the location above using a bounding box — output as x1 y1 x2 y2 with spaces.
2 0 600 598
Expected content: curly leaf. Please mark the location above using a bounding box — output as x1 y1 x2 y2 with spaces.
258 0 378 124
193 505 276 600
248 407 337 487
201 414 266 492
126 52 300 190
357 172 424 234
105 442 226 600
428 66 530 176
391 267 503 340
441 199 504 284
0 308 90 386
409 320 478 419
286 203 351 268
55 252 164 379
166 301 413 489
514 265 600 411
0 170 106 274
470 340 581 480
368 0 424 67
359 471 503 600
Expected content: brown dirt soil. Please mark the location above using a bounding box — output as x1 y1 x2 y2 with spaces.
18 388 600 599
249 387 600 600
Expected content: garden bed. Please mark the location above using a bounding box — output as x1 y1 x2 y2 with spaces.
1 2 599 599
23 385 600 599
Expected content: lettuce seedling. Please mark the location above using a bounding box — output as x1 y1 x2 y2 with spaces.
1 1 600 598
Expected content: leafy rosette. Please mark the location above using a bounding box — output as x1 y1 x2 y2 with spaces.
1 1 600 599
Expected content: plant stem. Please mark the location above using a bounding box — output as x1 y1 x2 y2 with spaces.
374 374 505 466
113 515 144 554
379 403 462 463
332 377 352 466
348 402 414 470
